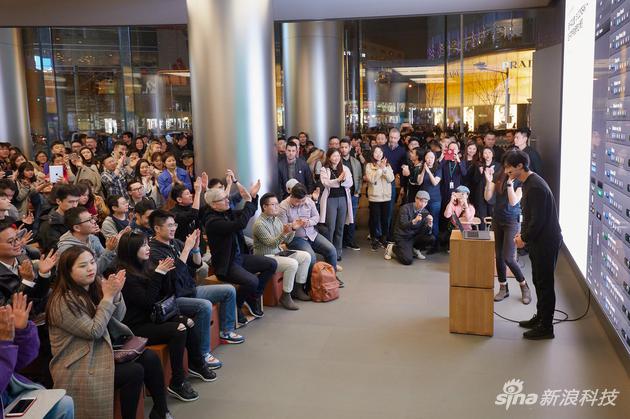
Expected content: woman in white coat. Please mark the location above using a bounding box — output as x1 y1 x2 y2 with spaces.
319 148 354 260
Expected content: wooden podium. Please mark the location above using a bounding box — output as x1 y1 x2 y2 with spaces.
449 230 495 336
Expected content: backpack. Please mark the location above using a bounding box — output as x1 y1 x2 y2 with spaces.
310 262 339 302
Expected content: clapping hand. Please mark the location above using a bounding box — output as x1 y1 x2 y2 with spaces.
39 249 58 275
17 229 33 248
156 257 176 273
11 292 31 330
402 164 410 177
0 305 15 341
201 172 209 190
18 260 35 282
102 270 126 300
249 179 262 198
311 187 320 202
337 170 346 182
194 176 203 193
236 182 251 201
484 167 494 183
282 223 293 234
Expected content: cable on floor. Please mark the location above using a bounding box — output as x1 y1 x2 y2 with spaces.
493 290 591 325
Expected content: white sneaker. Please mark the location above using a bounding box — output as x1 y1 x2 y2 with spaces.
413 249 426 260
384 243 394 260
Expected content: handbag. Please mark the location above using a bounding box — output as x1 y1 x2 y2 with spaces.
150 294 179 324
113 336 147 364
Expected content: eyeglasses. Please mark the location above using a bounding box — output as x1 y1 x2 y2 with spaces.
75 216 98 225
130 186 144 192
159 223 178 229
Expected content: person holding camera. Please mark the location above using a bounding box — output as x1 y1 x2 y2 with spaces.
384 191 435 265
443 185 475 230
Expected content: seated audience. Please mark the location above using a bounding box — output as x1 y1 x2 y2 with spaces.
56 206 119 274
278 183 342 284
118 231 206 402
149 209 243 371
131 198 155 236
38 184 81 252
1 293 74 418
253 192 312 310
204 181 277 322
158 153 192 199
46 246 172 419
101 195 130 239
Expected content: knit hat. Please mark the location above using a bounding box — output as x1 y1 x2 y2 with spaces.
416 190 430 201
285 178 299 193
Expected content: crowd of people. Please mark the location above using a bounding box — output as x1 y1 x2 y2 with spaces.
0 125 553 419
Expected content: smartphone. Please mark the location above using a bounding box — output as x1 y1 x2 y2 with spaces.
443 150 455 161
6 397 36 417
4 170 13 177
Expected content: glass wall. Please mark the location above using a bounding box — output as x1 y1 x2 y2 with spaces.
22 25 191 141
22 9 555 141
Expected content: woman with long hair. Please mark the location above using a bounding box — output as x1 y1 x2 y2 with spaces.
118 231 210 402
134 158 164 207
46 246 172 419
472 147 501 229
319 148 353 259
403 148 424 204
157 153 192 199
365 145 395 250
69 147 103 196
418 151 443 253
483 158 531 304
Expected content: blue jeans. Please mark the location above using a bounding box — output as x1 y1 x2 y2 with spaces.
343 194 360 246
44 395 74 419
176 284 237 356
386 182 398 239
427 199 441 246
288 234 337 275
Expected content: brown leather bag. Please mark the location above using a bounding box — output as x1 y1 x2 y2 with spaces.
310 262 339 302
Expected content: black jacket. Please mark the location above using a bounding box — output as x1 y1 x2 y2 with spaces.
277 158 314 197
0 255 51 315
171 205 200 243
148 238 201 298
520 173 562 246
205 197 258 277
394 202 432 242
121 268 172 327
37 210 68 252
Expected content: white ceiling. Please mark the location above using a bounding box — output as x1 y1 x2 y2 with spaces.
1 0 550 26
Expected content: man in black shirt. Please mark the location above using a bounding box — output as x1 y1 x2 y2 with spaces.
505 150 562 340
513 127 543 175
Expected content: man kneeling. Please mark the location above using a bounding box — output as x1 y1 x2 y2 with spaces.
385 190 435 265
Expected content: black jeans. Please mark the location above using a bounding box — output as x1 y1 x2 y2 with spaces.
529 240 561 328
218 254 277 308
114 349 168 419
368 201 390 242
131 319 205 387
493 219 525 284
394 234 435 265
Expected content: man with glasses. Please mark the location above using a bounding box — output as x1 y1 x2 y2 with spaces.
205 180 277 323
149 209 243 372
127 179 153 210
0 221 57 313
56 206 119 274
253 192 311 310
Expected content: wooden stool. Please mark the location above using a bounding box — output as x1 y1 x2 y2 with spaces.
210 304 220 350
263 272 284 307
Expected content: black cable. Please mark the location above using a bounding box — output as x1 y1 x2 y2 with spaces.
493 290 591 325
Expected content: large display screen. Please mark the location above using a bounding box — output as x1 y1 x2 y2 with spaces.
562 0 630 353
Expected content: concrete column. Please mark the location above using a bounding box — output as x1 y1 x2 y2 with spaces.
282 20 344 149
0 28 31 157
187 0 277 191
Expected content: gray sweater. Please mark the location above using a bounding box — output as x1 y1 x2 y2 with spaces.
56 231 117 274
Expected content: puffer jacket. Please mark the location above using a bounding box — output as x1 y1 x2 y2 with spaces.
365 163 395 202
